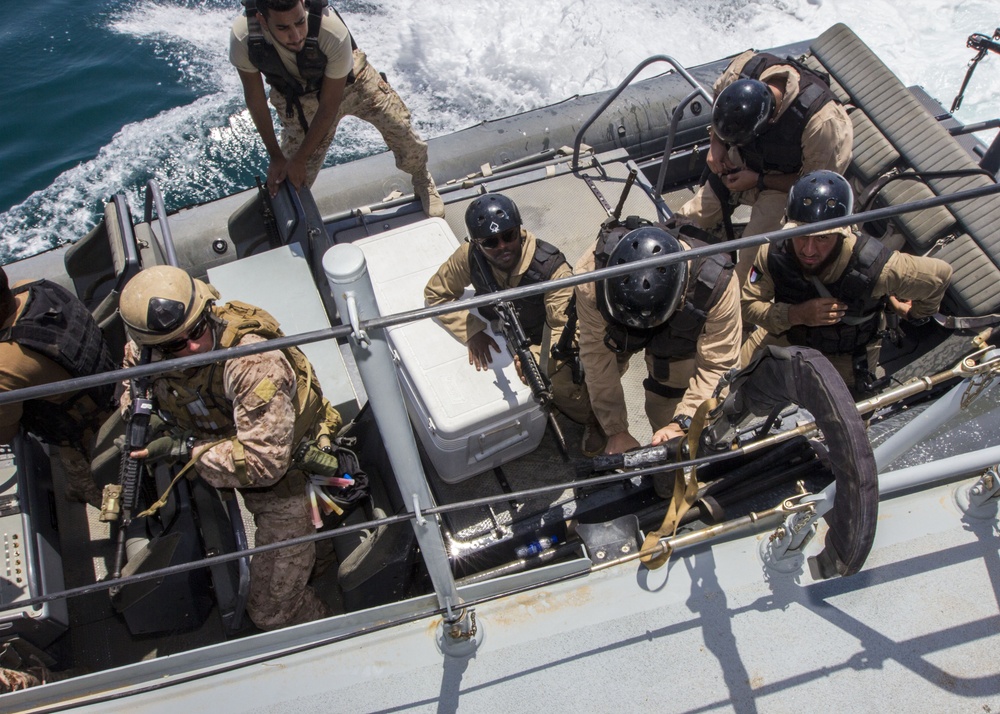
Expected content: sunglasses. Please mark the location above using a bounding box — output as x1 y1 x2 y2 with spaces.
158 316 210 355
475 228 519 250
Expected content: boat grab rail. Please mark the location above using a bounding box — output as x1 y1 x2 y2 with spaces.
3 339 997 617
570 54 712 183
2 180 999 408
142 179 180 268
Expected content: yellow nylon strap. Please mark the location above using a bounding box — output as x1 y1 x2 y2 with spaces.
136 439 228 519
639 398 717 569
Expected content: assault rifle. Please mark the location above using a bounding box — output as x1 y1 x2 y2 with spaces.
107 345 154 596
549 295 583 384
256 176 282 250
470 249 569 460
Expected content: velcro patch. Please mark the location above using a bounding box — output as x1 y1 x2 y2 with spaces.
253 377 279 404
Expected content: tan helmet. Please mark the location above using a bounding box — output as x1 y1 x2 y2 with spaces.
119 266 220 346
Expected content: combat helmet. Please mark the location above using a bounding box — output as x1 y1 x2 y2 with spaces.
465 194 522 244
597 225 687 330
119 266 219 346
712 78 774 146
786 170 854 225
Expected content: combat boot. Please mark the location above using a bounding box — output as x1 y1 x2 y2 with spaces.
412 172 445 218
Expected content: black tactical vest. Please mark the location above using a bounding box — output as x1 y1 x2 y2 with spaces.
470 239 568 345
0 280 114 447
736 53 841 175
769 233 892 355
600 237 734 370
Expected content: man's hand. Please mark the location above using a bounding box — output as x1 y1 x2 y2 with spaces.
651 422 685 446
889 295 913 319
132 433 191 464
706 134 735 176
512 355 529 386
284 154 309 191
720 169 759 193
788 297 846 327
266 156 289 197
467 331 501 370
604 431 641 455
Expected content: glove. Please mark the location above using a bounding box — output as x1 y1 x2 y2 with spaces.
143 432 192 464
293 441 340 477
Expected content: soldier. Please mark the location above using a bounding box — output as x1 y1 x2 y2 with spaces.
675 50 853 285
0 266 114 507
575 221 741 469
741 171 953 397
425 194 603 456
118 266 342 630
230 0 444 216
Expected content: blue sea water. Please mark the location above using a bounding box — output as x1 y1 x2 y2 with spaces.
1 0 998 262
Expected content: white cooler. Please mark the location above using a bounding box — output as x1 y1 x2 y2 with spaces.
356 218 546 483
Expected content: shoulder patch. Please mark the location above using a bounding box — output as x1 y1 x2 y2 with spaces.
253 377 279 404
749 267 760 284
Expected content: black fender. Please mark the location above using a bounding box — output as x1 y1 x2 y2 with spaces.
712 345 878 577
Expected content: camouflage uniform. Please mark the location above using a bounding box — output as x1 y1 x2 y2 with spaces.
271 49 431 189
121 307 340 631
229 11 435 195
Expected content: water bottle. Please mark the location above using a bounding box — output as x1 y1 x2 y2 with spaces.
516 535 559 559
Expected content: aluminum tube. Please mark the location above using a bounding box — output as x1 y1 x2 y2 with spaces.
323 244 463 616
872 379 970 472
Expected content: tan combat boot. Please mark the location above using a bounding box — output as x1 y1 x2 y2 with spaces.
412 172 445 218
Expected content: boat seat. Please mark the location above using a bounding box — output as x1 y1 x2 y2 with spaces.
807 23 1000 316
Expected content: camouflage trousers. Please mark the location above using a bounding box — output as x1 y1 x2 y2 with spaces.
241 469 330 631
270 49 430 188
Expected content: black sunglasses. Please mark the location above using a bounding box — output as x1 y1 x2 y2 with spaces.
158 316 210 354
475 228 519 250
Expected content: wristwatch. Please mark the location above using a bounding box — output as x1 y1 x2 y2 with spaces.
757 172 767 191
671 415 693 433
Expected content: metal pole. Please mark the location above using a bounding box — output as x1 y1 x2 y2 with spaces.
322 244 478 649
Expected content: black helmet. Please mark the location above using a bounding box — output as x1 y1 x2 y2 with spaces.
597 226 687 330
712 79 774 146
465 194 522 243
786 170 854 225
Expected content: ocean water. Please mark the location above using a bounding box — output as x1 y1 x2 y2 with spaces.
1 0 997 261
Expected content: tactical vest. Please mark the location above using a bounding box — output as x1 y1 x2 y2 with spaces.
470 239 567 345
0 280 115 448
770 233 893 355
597 234 734 370
243 0 357 130
154 302 327 448
736 53 840 175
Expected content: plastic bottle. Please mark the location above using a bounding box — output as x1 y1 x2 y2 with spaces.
516 535 559 559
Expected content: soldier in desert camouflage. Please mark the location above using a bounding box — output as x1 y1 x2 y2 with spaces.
118 266 340 630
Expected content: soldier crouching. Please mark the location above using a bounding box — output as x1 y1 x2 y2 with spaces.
118 265 339 630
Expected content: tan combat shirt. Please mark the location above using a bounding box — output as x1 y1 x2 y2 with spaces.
716 50 853 177
229 8 354 83
0 288 75 444
424 229 573 344
742 226 954 336
574 245 742 437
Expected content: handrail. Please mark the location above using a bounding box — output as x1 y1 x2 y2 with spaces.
143 179 180 268
653 87 712 196
571 54 712 172
1 180 999 408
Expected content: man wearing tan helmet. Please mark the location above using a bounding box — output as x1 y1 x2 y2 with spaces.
118 265 342 630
